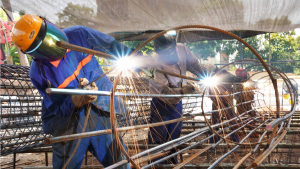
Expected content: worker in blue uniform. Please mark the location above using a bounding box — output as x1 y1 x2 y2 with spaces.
11 14 131 169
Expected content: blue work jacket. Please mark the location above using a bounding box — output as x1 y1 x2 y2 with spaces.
30 26 131 134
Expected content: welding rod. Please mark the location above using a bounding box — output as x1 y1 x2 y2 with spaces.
56 41 213 82
56 41 118 60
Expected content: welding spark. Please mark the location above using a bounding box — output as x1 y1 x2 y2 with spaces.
244 82 250 87
115 57 137 71
202 76 219 87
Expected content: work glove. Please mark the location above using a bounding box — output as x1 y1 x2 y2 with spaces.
181 84 196 94
72 78 98 108
141 68 157 82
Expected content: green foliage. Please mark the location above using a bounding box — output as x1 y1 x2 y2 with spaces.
0 8 8 21
3 45 19 65
229 65 237 71
0 8 25 65
185 41 220 60
56 3 97 28
294 68 300 75
123 41 155 56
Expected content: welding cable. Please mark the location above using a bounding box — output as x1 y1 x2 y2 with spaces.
62 105 91 169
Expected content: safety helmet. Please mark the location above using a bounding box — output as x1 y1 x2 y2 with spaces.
11 14 68 61
153 34 179 65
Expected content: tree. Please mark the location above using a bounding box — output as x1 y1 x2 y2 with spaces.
123 41 155 56
56 3 98 29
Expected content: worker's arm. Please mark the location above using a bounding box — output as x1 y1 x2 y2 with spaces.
74 26 156 68
71 26 133 58
183 45 206 77
149 66 195 105
30 62 78 118
149 69 182 104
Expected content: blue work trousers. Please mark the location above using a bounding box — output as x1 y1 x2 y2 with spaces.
51 107 130 169
148 98 183 164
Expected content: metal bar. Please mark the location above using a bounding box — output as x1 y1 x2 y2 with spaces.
57 41 239 83
45 152 48 166
233 152 252 169
13 152 16 169
208 119 269 169
152 164 300 169
128 142 300 150
45 88 255 98
45 116 193 144
248 130 287 169
155 69 200 81
181 130 300 135
145 120 249 169
107 115 250 169
56 41 118 60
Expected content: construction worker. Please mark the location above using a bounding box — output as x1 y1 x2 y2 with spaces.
233 69 256 117
208 83 240 144
233 69 258 137
147 34 207 164
11 14 131 169
207 67 249 144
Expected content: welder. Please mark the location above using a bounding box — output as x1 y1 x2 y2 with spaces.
207 67 249 144
146 34 245 164
147 34 235 164
11 14 131 169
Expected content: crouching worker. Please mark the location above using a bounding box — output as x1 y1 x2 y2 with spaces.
233 69 258 136
203 64 241 144
147 34 207 164
12 14 131 169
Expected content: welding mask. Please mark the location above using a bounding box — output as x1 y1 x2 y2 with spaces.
12 14 68 61
154 34 179 65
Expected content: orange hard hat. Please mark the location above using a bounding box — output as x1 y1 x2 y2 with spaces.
11 14 68 61
11 14 44 52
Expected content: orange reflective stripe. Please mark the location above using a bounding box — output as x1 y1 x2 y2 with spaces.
50 59 61 67
57 54 93 89
49 50 71 67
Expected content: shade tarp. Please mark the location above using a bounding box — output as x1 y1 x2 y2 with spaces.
1 0 300 41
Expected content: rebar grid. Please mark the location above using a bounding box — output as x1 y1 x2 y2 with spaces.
1 25 299 169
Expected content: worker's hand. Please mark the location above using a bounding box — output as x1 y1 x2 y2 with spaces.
141 68 157 82
72 78 98 108
182 84 196 94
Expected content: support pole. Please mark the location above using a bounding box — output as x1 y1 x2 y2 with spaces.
45 152 48 166
13 153 16 169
